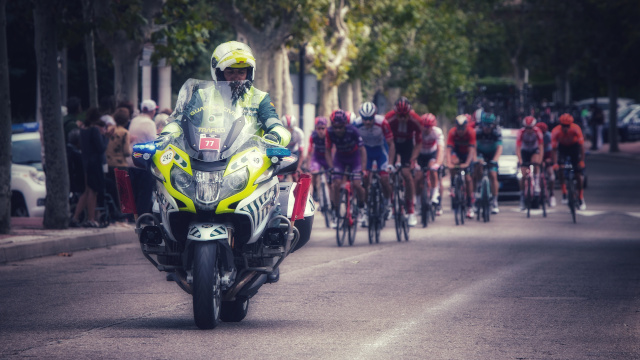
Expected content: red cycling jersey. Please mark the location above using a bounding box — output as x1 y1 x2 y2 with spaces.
551 123 584 148
384 110 422 145
447 127 476 155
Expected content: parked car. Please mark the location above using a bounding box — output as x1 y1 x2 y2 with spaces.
602 104 640 143
573 97 635 120
497 128 520 199
11 123 46 217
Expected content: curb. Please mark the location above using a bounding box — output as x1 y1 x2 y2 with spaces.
0 228 138 264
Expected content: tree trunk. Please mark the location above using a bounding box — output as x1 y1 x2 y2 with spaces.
281 45 295 118
81 0 98 108
34 0 70 229
0 0 12 234
318 74 339 118
608 73 619 152
338 81 353 114
269 47 284 115
352 79 362 112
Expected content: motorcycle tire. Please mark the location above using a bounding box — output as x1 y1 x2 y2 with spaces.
292 215 314 252
192 242 222 329
220 297 249 322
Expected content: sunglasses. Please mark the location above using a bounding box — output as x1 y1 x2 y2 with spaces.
333 125 345 130
362 117 374 121
316 127 326 130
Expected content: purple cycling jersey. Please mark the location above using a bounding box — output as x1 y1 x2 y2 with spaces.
309 130 327 156
326 124 363 155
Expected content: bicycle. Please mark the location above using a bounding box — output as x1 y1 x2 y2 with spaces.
366 169 386 244
560 157 578 224
521 162 547 218
310 169 334 228
417 165 437 227
475 161 493 223
390 167 409 242
332 170 361 246
450 165 468 226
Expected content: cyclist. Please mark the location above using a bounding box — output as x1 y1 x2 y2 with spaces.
414 113 445 216
551 113 587 210
446 114 476 218
385 97 423 227
354 102 395 223
325 109 368 226
283 114 305 180
536 121 556 207
306 116 330 197
516 116 544 210
474 112 503 214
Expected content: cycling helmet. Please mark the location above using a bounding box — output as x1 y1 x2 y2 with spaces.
394 97 412 115
481 112 496 126
359 102 377 119
420 113 437 127
523 116 536 128
455 114 468 128
558 113 574 125
315 116 328 127
211 41 256 82
283 114 297 128
535 122 548 133
330 109 349 126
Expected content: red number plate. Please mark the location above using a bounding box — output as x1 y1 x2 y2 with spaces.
199 137 220 151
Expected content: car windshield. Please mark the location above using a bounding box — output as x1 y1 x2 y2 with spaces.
12 138 42 165
502 135 516 155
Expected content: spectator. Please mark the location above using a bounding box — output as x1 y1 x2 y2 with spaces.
70 107 109 228
63 96 83 143
117 100 135 124
590 106 605 150
154 113 169 134
106 107 131 217
128 99 157 217
160 107 172 116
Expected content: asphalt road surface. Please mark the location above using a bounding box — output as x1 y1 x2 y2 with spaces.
1 154 639 359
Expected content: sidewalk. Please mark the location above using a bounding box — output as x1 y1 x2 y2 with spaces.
585 139 640 161
0 217 137 264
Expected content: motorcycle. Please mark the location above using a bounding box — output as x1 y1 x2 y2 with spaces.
118 79 314 329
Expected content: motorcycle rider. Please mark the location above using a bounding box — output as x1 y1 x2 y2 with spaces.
163 41 291 148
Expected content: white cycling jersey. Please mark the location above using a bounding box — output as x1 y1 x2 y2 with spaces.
286 126 305 153
420 126 444 154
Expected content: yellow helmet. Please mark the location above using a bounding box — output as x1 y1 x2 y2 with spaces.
211 41 256 82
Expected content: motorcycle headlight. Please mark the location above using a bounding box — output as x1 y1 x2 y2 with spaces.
195 170 223 205
219 168 250 200
29 168 45 186
171 166 195 198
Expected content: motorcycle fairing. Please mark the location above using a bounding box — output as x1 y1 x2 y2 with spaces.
186 223 229 241
234 177 280 244
152 144 197 213
155 185 181 243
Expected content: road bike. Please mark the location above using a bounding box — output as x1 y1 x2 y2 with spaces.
333 170 361 246
450 165 468 226
560 157 578 224
417 165 437 227
475 161 493 223
366 169 386 244
310 169 334 228
522 162 547 218
390 167 409 242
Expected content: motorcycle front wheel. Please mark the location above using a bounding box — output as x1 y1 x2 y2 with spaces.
193 242 222 329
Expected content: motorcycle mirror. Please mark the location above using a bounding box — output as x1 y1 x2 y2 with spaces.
132 142 157 169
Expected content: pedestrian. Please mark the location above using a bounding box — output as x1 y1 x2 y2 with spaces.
63 96 83 143
591 106 604 150
106 107 131 219
128 99 157 218
70 107 109 228
154 113 169 134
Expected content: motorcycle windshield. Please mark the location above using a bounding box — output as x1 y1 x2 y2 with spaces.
171 79 262 162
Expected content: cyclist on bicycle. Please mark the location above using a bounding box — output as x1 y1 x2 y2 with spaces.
474 112 503 214
551 113 587 210
306 116 330 197
414 113 445 216
536 121 556 207
354 102 395 222
446 114 476 218
326 109 368 226
385 97 423 227
516 116 544 210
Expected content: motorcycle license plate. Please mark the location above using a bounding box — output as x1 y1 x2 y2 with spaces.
199 136 220 151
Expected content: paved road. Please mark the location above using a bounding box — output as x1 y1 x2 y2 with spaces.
1 155 639 359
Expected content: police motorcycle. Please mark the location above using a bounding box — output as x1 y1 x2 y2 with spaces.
129 79 314 329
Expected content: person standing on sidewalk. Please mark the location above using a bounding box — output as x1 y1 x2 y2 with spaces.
128 100 157 218
590 106 605 150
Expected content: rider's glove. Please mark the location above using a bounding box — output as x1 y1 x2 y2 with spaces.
578 161 585 169
262 133 279 145
386 164 395 172
552 164 559 171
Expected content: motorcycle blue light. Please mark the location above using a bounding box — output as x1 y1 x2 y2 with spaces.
266 148 290 158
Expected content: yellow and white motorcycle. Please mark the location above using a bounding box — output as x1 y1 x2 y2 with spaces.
124 79 314 329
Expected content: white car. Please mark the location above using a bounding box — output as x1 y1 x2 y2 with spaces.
497 128 520 199
11 130 46 217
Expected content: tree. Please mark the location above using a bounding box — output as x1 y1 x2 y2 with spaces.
34 0 69 229
0 0 11 234
81 0 99 108
92 0 164 107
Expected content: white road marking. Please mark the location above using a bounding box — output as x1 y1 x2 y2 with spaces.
626 212 640 219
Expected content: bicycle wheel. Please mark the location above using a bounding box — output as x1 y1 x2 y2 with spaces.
348 193 358 246
525 176 532 218
568 176 577 224
540 175 547 218
367 186 378 245
394 176 404 242
482 179 490 223
336 189 348 247
421 187 429 228
321 183 332 228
